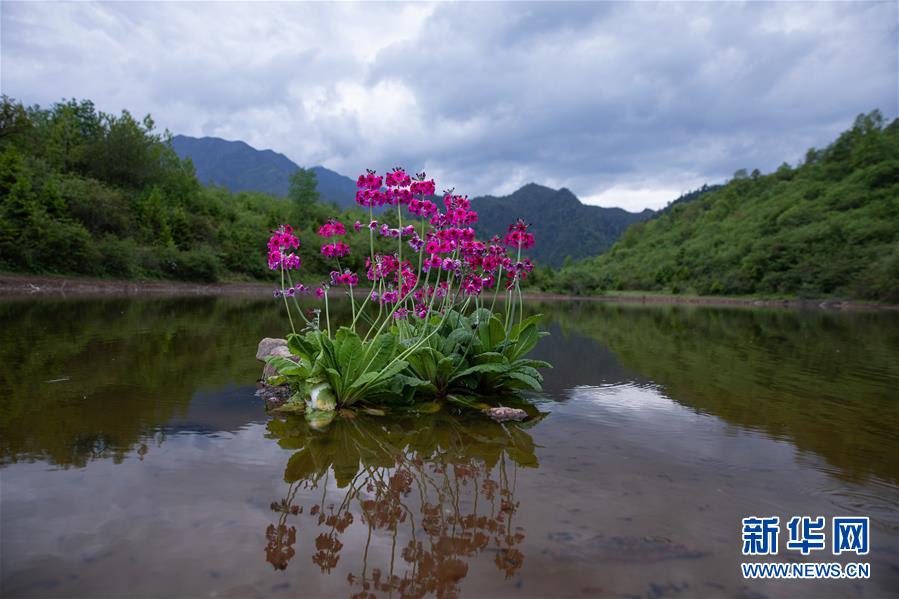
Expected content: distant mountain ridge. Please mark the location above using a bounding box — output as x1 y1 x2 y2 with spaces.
472 183 654 266
171 134 654 267
171 135 358 207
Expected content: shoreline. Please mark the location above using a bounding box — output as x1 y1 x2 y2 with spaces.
1 273 896 311
518 292 899 311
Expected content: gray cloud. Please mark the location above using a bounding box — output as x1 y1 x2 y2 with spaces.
2 1 896 210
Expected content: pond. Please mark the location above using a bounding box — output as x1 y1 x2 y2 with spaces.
1 297 897 598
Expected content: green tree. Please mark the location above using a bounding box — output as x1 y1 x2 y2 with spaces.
288 167 320 208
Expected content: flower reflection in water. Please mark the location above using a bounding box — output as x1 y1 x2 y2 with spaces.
264 407 544 597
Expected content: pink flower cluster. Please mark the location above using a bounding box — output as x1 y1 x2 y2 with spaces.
504 219 535 250
367 221 417 239
268 224 301 270
318 219 346 238
330 270 359 287
321 241 351 258
354 167 437 209
274 284 308 298
429 194 478 228
268 167 539 317
365 254 399 281
385 167 412 188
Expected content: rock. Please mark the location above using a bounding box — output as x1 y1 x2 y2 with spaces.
262 345 294 380
256 337 288 361
256 384 291 410
483 406 527 422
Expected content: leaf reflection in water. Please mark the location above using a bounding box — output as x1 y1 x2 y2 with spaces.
264 407 546 597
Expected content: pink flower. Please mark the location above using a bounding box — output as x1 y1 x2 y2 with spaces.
422 255 442 272
408 199 438 217
330 270 359 287
315 288 325 298
317 219 346 238
354 220 362 232
503 219 535 250
408 235 425 253
462 275 483 296
366 254 399 281
267 224 302 270
410 178 436 196
393 308 409 320
505 258 535 288
385 167 411 188
321 241 351 258
356 170 383 191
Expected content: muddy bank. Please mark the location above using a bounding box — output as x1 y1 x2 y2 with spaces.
1 273 895 310
0 273 272 298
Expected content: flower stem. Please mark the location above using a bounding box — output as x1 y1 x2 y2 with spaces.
281 266 296 334
323 290 331 337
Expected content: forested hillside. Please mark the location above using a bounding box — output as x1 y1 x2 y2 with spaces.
0 97 385 283
545 111 899 302
473 183 653 267
171 135 358 207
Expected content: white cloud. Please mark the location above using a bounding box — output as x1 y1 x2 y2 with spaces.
1 1 896 210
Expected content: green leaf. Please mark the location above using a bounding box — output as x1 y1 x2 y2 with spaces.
335 328 365 387
514 359 553 369
510 313 544 339
512 365 543 381
506 323 539 361
506 371 542 391
472 351 505 364
265 355 307 378
455 362 509 378
478 314 506 349
323 367 342 397
287 332 319 362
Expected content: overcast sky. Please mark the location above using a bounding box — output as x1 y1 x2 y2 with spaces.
2 1 896 210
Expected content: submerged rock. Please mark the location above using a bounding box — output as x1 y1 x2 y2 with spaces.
256 384 291 410
483 406 528 422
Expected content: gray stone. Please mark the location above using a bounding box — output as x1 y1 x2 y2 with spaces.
256 337 288 361
483 406 527 422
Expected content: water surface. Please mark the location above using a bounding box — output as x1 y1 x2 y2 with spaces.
1 298 897 598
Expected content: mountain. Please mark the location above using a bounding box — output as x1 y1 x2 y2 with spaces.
170 135 358 207
171 135 653 266
548 110 899 302
473 183 654 267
